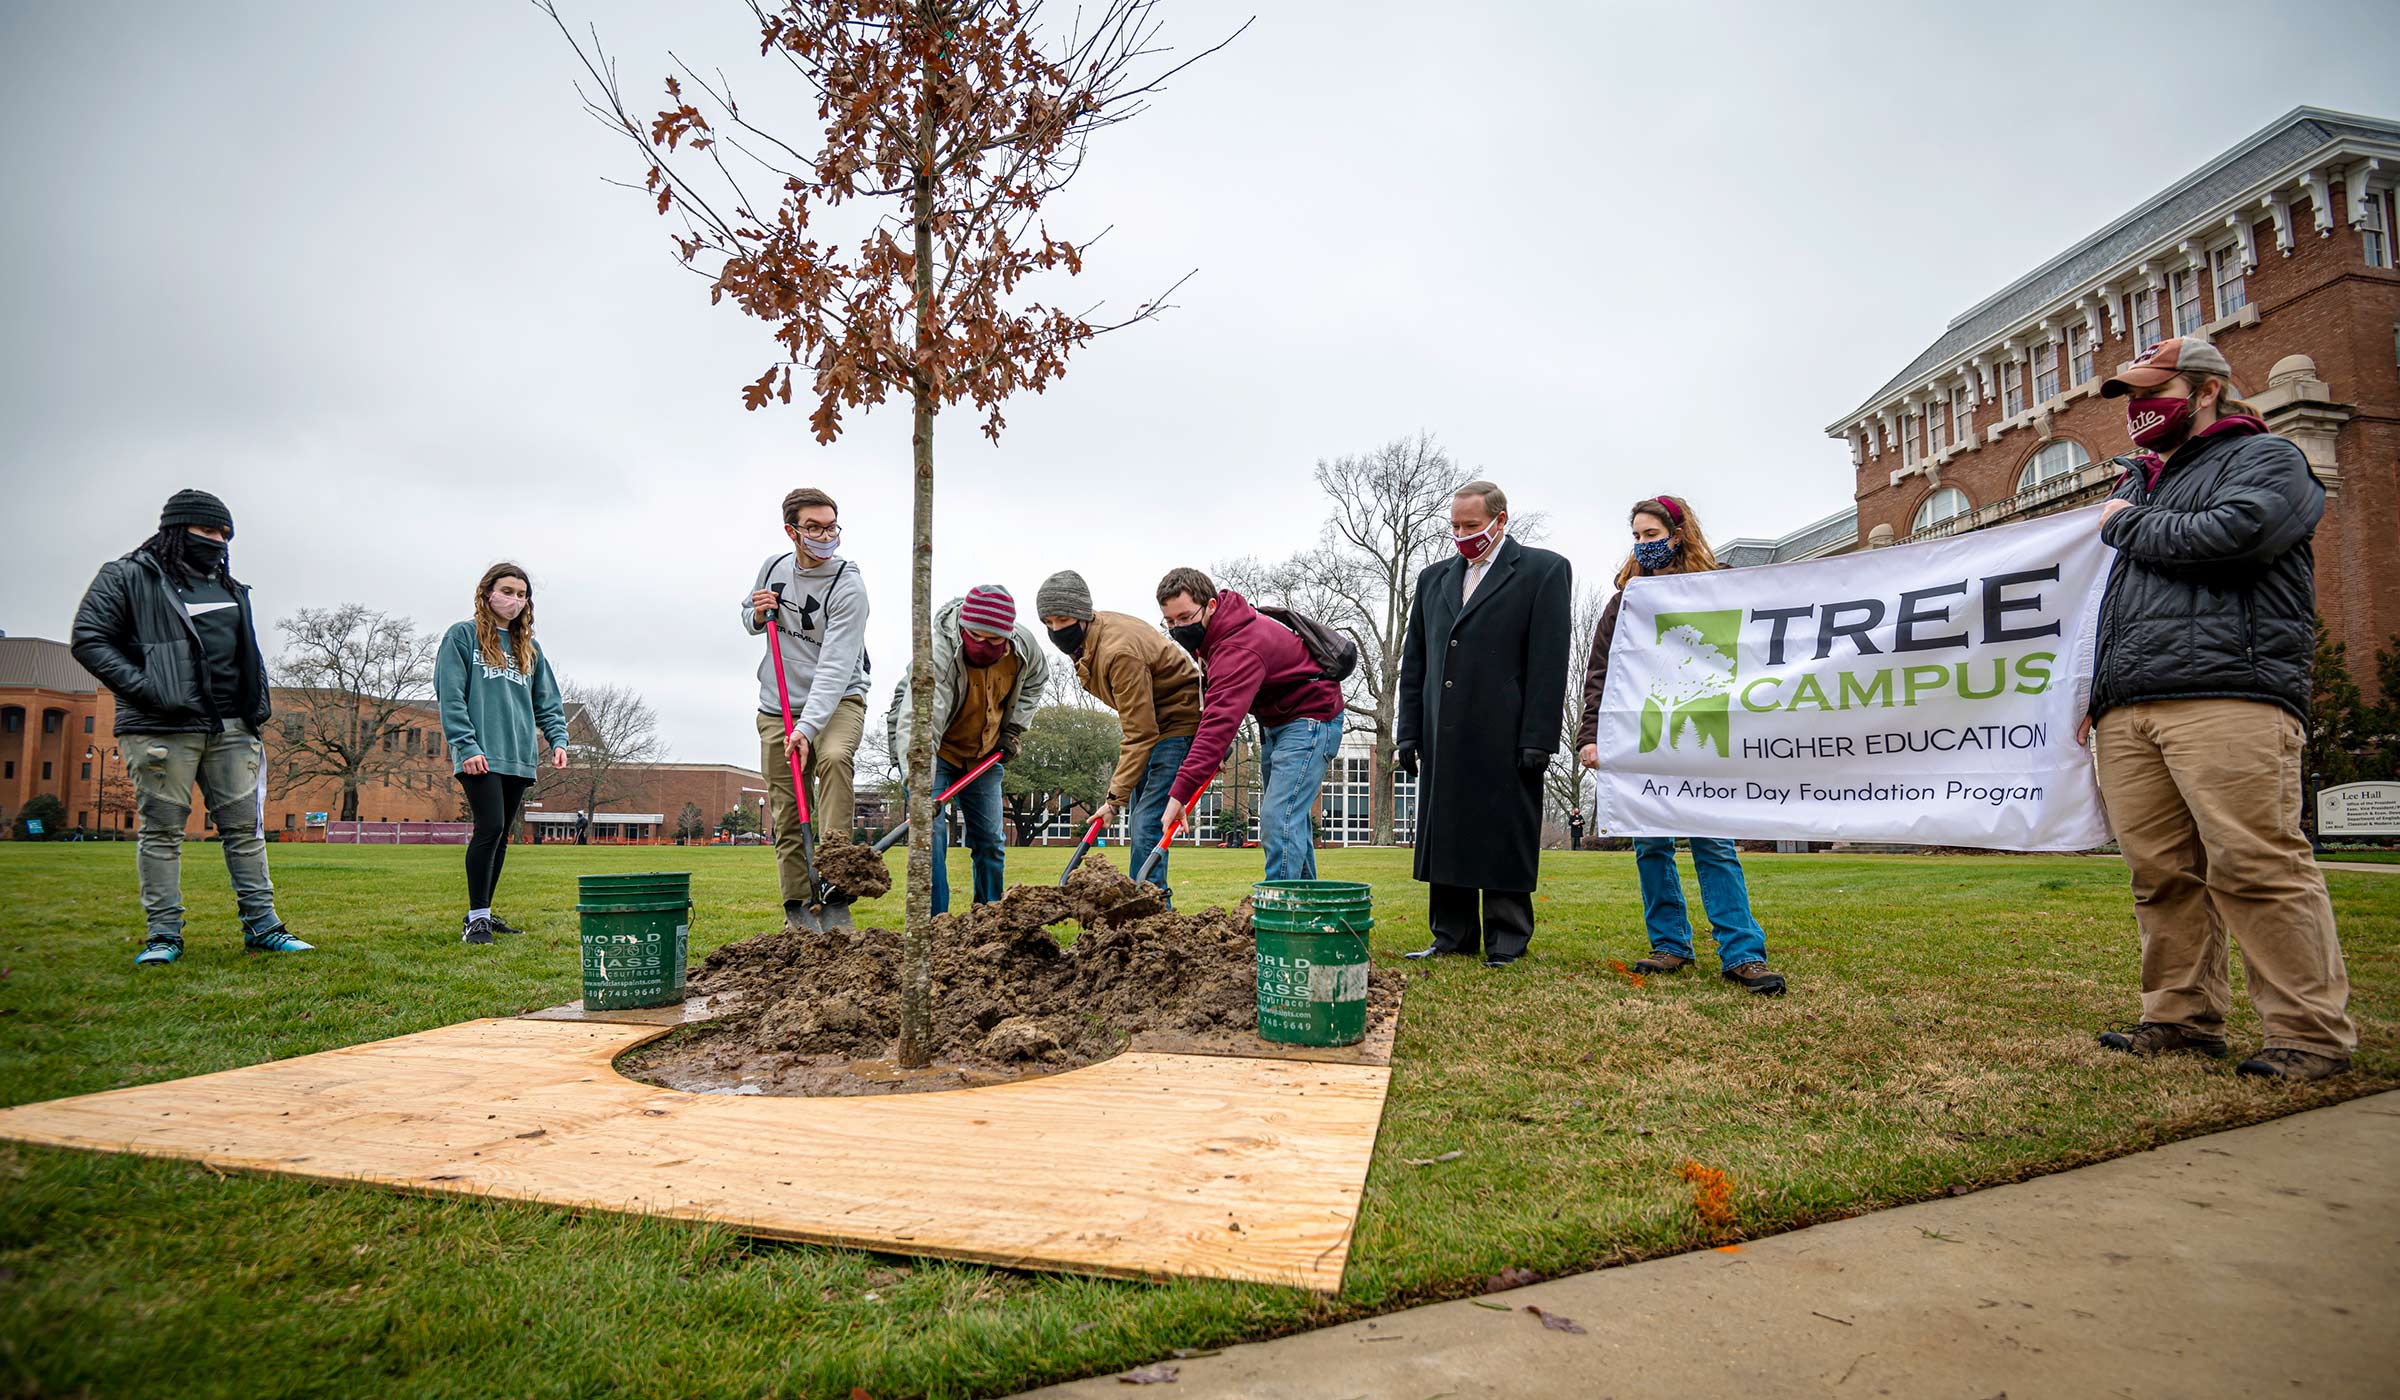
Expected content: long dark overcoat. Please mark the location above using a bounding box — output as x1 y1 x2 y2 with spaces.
1396 535 1573 891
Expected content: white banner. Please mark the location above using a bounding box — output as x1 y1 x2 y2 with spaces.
1592 506 2113 850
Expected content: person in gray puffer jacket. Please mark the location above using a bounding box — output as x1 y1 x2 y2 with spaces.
2082 335 2354 1081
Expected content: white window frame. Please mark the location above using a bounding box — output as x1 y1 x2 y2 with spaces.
1902 412 1922 469
2067 322 2094 386
2033 340 2060 402
1929 402 1947 455
2017 439 2090 493
1912 487 1971 533
2210 242 2248 319
1949 384 1973 447
2133 287 2164 349
2170 266 2204 336
2001 360 2026 417
2363 187 2395 270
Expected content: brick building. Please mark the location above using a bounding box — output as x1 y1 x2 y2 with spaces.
1822 106 2400 679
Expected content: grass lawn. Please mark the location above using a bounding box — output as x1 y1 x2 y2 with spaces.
2320 848 2400 864
1 841 2393 1399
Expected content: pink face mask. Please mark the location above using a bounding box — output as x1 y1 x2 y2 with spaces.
1453 520 1500 562
960 630 1009 667
2125 394 2194 449
488 590 527 621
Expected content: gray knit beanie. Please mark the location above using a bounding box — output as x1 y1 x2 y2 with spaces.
1035 570 1095 622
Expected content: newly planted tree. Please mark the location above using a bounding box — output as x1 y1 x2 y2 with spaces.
544 0 1232 1064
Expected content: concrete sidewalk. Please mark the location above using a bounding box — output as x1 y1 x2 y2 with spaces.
1020 1092 2400 1399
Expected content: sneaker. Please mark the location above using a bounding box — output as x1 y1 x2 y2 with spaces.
460 917 496 946
1722 961 1786 995
1632 951 1694 975
487 914 526 936
243 927 314 954
135 936 183 966
2235 1047 2351 1081
2097 1021 2227 1058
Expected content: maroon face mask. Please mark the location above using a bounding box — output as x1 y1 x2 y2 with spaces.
2125 394 2194 450
960 630 1009 667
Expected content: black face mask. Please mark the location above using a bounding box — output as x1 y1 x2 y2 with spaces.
1168 620 1207 654
183 536 228 576
1046 622 1087 657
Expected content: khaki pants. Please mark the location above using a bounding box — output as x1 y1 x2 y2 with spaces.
2095 698 2356 1056
756 695 866 903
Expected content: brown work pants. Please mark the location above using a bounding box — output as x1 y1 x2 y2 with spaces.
757 695 867 904
2095 698 2356 1056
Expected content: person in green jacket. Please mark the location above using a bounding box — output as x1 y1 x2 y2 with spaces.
436 562 569 945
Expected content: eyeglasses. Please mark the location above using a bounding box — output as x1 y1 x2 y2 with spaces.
791 521 841 539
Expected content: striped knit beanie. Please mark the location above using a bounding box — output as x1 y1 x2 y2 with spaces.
959 584 1017 636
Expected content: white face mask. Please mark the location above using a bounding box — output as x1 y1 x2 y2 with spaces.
799 527 842 561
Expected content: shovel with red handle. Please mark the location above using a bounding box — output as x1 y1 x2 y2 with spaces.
1107 774 1213 921
1057 808 1109 887
763 581 826 931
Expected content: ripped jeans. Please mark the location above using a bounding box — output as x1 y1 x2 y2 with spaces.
126 722 283 944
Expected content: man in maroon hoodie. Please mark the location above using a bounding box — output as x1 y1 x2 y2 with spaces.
1155 568 1346 882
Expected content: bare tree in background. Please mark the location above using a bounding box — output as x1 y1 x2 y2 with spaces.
543 0 1235 1067
535 681 666 843
1544 584 1610 834
1222 435 1464 844
271 606 440 821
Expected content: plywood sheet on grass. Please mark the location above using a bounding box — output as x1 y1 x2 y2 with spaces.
0 1018 1387 1290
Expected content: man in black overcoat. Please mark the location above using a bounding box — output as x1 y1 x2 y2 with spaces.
1395 480 1573 966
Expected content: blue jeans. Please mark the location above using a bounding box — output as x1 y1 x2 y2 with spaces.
1631 837 1768 969
922 755 1006 915
1258 715 1344 883
1126 734 1193 904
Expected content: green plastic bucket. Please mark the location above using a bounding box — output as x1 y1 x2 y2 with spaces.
1250 880 1373 1047
576 871 691 1011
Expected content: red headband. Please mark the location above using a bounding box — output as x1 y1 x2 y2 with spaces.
1652 496 1683 524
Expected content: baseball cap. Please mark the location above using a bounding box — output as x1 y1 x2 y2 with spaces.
2100 336 2238 399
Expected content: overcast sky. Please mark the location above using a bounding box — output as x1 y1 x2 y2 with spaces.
4 1 2394 766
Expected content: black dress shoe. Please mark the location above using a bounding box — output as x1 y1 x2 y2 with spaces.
1481 954 1520 968
1404 945 1473 960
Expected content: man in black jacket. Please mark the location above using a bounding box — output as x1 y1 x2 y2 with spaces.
1396 480 1573 966
70 490 310 965
2084 337 2352 1079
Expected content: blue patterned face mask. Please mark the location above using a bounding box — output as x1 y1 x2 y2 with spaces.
1634 538 1678 571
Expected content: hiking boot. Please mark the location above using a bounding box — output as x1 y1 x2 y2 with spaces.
1722 961 1786 995
135 936 183 966
243 927 314 954
487 914 526 936
2235 1047 2351 1081
2097 1022 2227 1058
1632 951 1693 975
460 917 496 946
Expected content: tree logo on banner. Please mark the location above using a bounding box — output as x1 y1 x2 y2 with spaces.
1639 610 1740 757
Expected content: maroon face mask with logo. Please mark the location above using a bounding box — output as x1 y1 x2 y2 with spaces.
960 630 1009 667
2125 394 2194 450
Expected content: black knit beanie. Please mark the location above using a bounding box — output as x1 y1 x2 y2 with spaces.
160 489 233 536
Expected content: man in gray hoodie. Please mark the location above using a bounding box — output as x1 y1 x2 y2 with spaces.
743 487 871 930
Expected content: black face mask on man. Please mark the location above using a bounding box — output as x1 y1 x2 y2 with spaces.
183 535 228 576
1046 622 1087 657
1168 619 1207 654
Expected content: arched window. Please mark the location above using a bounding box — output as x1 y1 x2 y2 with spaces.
2018 439 2090 492
1911 487 1971 533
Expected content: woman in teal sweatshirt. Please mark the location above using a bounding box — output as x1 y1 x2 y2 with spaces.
435 562 569 945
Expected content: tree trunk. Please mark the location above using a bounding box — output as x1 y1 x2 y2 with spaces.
1370 689 1397 845
896 69 941 1070
340 782 359 822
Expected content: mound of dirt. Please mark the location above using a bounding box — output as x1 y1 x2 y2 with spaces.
620 854 1399 1097
812 833 893 900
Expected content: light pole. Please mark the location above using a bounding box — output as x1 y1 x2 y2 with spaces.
84 745 120 839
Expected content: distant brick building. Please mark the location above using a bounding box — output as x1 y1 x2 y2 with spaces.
1824 106 2400 682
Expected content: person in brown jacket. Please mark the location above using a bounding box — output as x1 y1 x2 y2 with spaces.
1037 570 1202 902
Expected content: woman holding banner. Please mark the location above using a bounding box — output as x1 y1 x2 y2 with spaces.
1577 497 1786 995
